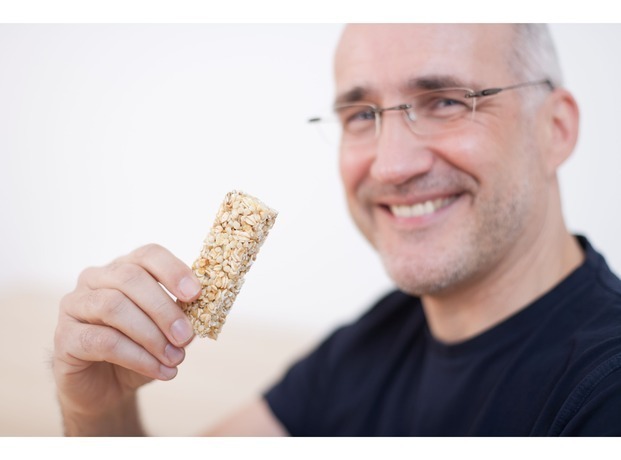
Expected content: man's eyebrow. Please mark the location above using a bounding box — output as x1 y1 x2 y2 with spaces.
334 75 474 106
405 75 472 92
334 86 369 106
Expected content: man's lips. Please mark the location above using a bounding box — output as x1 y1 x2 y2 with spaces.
377 193 463 219
387 195 460 218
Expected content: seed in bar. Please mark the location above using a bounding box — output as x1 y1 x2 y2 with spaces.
180 190 278 339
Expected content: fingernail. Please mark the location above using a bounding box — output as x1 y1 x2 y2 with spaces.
171 318 194 345
159 364 177 380
179 276 201 300
164 343 185 365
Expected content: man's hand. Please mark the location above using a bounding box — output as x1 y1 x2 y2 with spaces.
53 243 201 435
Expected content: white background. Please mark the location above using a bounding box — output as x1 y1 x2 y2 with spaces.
1 24 620 337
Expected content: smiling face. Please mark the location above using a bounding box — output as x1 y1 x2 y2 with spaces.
336 24 552 296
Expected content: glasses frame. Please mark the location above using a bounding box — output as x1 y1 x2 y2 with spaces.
308 79 555 144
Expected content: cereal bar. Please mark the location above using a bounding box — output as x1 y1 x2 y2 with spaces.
180 190 277 339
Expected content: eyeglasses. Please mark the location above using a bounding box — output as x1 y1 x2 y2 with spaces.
308 79 554 146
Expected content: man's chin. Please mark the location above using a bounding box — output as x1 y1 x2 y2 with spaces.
381 254 465 297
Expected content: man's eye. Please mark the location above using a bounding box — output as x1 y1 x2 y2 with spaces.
436 98 464 108
347 110 375 123
415 95 471 118
336 107 376 132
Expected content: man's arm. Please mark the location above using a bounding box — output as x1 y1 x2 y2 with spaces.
59 392 144 436
204 398 288 436
54 242 290 436
54 244 201 435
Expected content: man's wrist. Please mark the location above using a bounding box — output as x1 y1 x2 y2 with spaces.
60 393 145 436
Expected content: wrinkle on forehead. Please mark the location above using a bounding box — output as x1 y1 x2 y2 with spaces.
334 74 478 105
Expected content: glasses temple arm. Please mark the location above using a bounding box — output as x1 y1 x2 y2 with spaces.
466 79 555 98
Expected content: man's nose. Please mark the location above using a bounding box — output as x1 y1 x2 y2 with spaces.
369 111 435 185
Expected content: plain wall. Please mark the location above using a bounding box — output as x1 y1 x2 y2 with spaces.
0 23 620 347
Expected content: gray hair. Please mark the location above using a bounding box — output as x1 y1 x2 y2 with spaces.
510 24 564 87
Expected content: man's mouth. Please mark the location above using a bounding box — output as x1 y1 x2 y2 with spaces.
388 195 460 218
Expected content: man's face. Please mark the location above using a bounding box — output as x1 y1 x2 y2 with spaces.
335 24 550 296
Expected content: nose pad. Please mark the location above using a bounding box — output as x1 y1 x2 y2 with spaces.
400 107 421 135
403 108 416 122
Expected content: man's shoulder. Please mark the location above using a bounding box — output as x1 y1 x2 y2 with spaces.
548 348 621 435
314 289 425 361
560 237 621 366
544 237 621 434
559 236 621 329
577 235 621 299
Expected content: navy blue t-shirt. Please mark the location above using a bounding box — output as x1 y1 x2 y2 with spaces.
264 236 621 436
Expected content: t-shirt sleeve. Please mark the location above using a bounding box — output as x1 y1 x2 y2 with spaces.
263 327 343 436
262 290 417 436
557 355 621 436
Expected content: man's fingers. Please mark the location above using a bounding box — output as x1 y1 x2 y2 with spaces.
63 289 186 369
80 262 195 347
125 243 201 303
62 321 178 381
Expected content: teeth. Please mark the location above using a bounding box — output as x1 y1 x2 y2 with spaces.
390 196 456 218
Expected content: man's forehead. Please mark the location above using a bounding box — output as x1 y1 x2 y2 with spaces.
335 23 514 57
334 24 515 101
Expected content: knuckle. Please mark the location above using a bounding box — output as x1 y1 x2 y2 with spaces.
84 289 104 312
54 321 82 362
151 297 174 316
79 327 120 355
53 321 69 352
76 266 98 287
133 243 164 261
87 289 127 318
109 262 144 287
58 291 75 314
55 298 85 358
78 327 97 354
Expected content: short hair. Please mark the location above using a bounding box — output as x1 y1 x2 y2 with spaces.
510 24 564 87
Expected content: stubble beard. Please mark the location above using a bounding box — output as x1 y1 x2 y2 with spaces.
370 172 532 298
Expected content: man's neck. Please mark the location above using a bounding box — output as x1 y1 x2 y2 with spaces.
420 229 585 345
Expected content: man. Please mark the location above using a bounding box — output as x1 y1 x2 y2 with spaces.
53 24 621 436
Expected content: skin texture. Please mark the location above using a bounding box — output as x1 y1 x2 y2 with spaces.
53 243 287 436
54 243 200 435
52 24 582 436
336 24 583 343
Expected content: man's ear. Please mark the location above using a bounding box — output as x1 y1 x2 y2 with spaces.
538 88 580 175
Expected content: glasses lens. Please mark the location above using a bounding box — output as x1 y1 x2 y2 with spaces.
309 115 342 146
404 88 475 135
309 104 378 146
309 89 476 146
335 104 378 146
